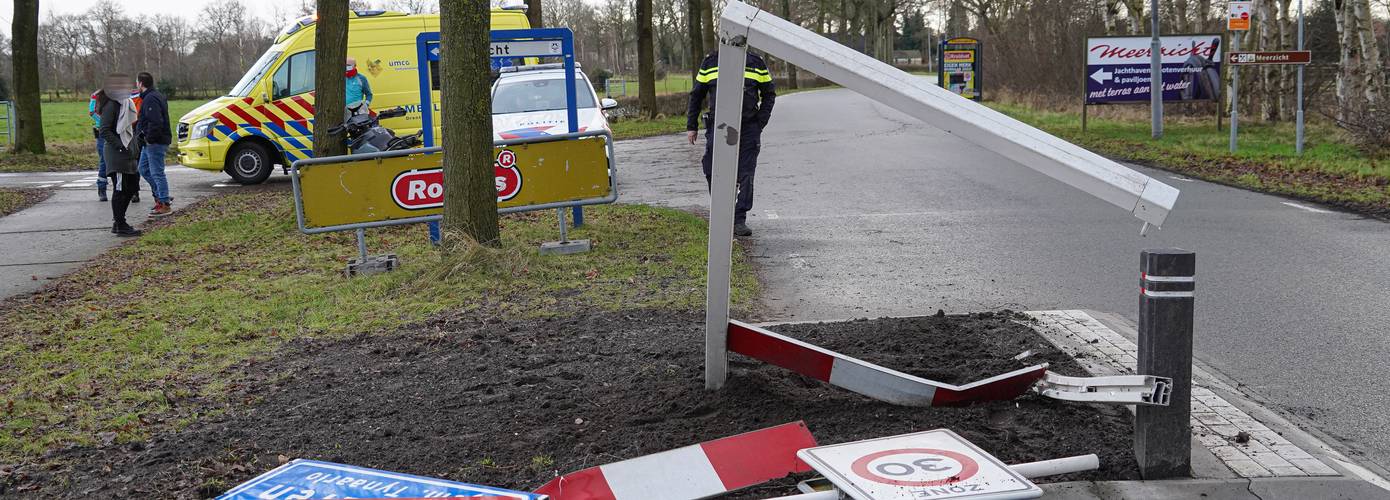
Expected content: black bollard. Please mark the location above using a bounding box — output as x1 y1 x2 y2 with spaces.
1135 248 1195 479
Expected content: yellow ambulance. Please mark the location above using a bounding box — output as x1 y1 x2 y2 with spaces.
177 7 533 184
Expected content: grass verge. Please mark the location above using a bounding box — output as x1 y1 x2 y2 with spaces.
1 100 204 173
0 188 52 217
988 101 1390 216
0 190 757 461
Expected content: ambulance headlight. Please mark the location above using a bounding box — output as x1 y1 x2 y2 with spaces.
189 118 217 140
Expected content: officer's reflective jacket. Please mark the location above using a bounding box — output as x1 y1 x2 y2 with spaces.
686 51 776 131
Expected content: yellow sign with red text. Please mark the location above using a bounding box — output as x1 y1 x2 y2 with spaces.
296 133 612 231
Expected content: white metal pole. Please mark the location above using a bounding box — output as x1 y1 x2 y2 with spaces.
1295 0 1305 155
704 29 749 390
1011 454 1101 478
1150 0 1163 139
1229 32 1240 153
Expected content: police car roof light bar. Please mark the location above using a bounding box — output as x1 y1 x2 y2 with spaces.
704 0 1182 390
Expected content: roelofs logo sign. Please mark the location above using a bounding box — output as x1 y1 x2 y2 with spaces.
495 148 522 201
392 169 445 210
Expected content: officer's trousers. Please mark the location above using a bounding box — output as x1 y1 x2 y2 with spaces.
701 121 761 224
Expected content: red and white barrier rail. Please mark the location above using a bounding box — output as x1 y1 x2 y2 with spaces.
728 321 1171 407
534 421 817 500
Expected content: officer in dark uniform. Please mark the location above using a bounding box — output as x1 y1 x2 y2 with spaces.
687 49 776 236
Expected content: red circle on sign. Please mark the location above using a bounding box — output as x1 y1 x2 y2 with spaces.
498 150 517 168
1240 12 1249 18
849 448 980 487
496 163 522 201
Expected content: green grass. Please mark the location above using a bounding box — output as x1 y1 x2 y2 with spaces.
0 191 757 460
601 74 698 97
612 115 689 140
0 188 46 217
988 102 1390 211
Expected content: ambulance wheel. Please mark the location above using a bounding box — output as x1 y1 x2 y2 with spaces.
225 142 274 185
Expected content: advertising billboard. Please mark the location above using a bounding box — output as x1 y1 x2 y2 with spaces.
937 37 982 101
1085 35 1223 105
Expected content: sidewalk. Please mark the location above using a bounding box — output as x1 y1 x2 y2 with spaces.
0 166 231 300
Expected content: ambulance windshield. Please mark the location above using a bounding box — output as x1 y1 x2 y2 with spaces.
230 50 283 97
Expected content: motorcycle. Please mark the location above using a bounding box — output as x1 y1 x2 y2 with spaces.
326 106 424 154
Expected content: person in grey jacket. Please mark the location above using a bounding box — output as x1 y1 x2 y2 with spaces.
99 75 142 237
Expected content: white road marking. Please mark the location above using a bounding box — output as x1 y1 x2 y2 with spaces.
212 183 240 188
1280 201 1332 214
765 210 780 220
1168 175 1196 182
787 253 809 270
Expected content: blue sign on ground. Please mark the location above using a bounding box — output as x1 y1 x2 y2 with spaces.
216 459 545 499
1085 34 1223 105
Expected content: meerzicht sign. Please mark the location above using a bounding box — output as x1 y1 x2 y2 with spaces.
1086 35 1224 105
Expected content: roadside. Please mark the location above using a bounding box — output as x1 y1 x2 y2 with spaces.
0 188 50 217
988 100 1390 219
0 187 756 467
0 99 203 173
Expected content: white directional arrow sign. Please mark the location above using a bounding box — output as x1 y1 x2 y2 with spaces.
1090 67 1113 84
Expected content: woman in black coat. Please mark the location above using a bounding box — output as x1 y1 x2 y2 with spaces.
98 76 141 237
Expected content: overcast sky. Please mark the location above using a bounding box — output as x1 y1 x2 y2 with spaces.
0 1 340 33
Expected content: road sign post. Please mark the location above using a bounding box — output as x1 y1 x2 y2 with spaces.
1150 0 1163 139
1230 32 1241 153
1135 248 1196 479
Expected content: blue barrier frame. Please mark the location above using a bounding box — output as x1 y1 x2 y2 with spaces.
415 28 584 234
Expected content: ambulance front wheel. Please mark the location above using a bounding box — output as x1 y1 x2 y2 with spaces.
225 142 275 185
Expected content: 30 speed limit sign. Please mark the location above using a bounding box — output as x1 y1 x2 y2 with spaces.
797 429 1041 499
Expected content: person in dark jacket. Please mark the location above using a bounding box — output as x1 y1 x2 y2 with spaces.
686 50 776 237
100 75 142 237
136 72 173 216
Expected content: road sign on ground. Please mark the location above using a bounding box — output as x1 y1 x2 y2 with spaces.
1086 34 1224 105
1227 50 1311 65
215 459 543 499
797 429 1041 500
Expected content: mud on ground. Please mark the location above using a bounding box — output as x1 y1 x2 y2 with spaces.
12 310 1138 498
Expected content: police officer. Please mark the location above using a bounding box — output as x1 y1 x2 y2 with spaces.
686 50 775 237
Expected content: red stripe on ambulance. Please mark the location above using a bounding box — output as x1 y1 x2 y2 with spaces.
534 422 816 500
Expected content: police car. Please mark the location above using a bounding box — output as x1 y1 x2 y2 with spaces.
492 64 618 141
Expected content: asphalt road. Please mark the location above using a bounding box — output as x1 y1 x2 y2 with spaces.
616 88 1390 472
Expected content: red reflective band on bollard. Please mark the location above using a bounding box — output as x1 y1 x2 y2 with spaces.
533 422 816 500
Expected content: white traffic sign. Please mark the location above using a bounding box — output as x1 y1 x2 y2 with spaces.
490 40 564 58
796 429 1042 500
1228 1 1253 30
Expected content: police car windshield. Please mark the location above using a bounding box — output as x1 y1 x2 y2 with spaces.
230 50 283 97
492 77 596 114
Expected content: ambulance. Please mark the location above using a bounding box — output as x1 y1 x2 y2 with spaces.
177 5 533 184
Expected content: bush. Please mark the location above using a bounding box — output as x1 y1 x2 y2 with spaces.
1322 100 1390 156
591 68 613 91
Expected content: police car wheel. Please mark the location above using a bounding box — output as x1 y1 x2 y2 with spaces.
225 142 274 185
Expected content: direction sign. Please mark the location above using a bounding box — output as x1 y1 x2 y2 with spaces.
491 40 565 58
1086 34 1224 105
1227 50 1311 65
215 459 544 500
1228 1 1252 30
797 429 1041 500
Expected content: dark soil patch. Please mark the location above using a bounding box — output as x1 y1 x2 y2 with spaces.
0 188 52 218
9 310 1138 499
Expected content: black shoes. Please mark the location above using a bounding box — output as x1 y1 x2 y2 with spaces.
734 223 753 236
98 188 108 202
114 223 141 237
131 193 141 203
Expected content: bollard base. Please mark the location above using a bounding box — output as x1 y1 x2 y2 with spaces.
346 254 400 277
540 239 591 255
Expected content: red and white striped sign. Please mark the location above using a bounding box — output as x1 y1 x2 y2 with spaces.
726 321 1048 406
533 421 817 500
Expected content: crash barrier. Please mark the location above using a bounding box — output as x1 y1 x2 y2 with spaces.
702 0 1182 390
291 130 617 274
728 321 1172 407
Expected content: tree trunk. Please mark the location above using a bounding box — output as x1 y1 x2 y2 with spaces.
688 0 705 78
1102 0 1122 35
1196 0 1211 26
439 0 501 246
637 0 657 117
1333 0 1358 116
1257 0 1277 120
701 0 716 52
1350 0 1385 102
313 0 349 158
781 0 799 88
1277 0 1292 120
1123 0 1143 35
527 0 544 28
10 0 44 154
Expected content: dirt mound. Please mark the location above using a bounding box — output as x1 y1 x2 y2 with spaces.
17 310 1138 499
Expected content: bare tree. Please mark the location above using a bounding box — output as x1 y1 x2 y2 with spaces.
637 0 658 116
687 0 706 76
314 0 349 157
439 0 501 245
528 0 545 27
10 0 45 154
